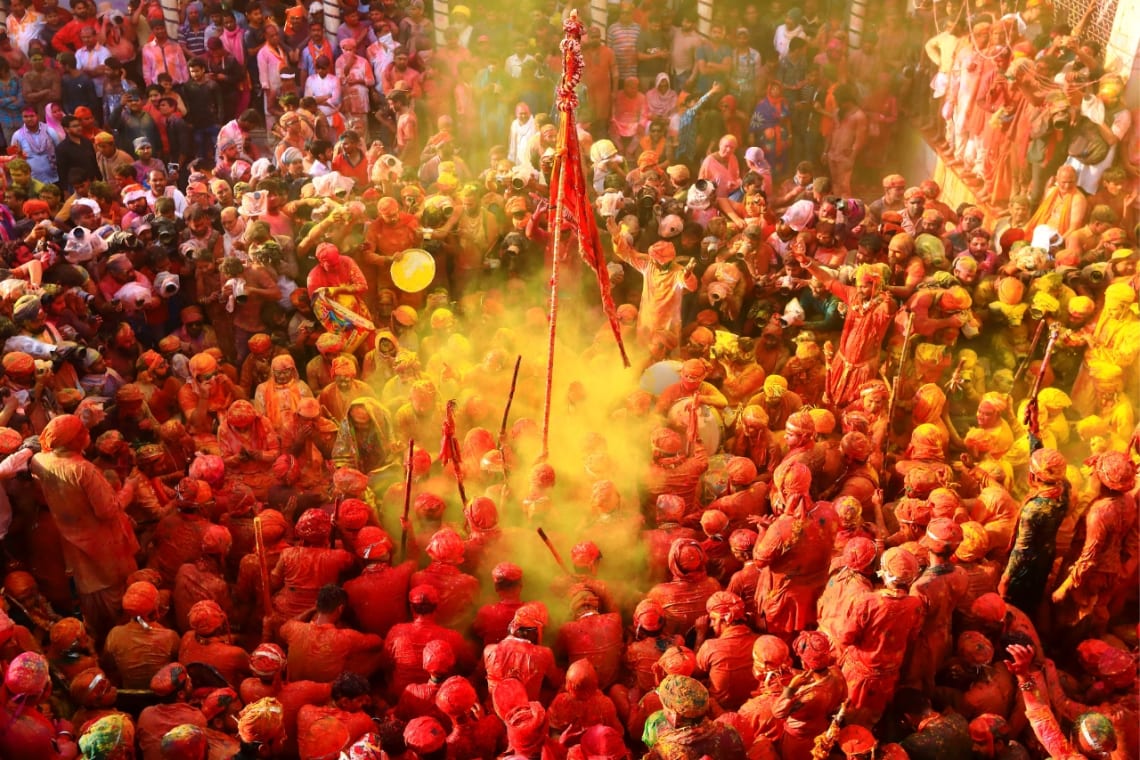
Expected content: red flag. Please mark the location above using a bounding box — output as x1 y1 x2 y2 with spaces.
549 18 630 368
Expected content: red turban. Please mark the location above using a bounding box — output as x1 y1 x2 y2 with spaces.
464 496 498 530
840 431 873 462
1028 447 1067 484
202 525 233 556
4 652 49 696
1092 451 1136 492
337 498 372 530
956 631 994 665
413 492 446 519
422 639 456 674
651 427 683 455
842 536 877 572
226 400 257 427
410 584 441 607
566 659 599 697
655 645 697 679
295 509 332 541
656 494 686 522
706 591 745 623
333 467 369 494
700 509 728 536
189 455 226 485
970 593 1007 624
794 630 833 670
493 562 523 583
729 529 758 554
122 581 159 616
435 676 478 716
426 527 465 564
355 526 394 560
40 414 87 452
237 698 285 744
634 599 665 631
149 663 190 697
777 461 812 496
188 600 228 636
201 687 239 721
668 538 706 580
188 352 217 378
247 333 273 354
257 509 290 544
571 541 601 567
249 643 287 677
1 351 34 375
509 603 547 632
753 635 790 668
0 427 22 455
880 547 920 586
161 724 208 760
725 456 758 485
49 617 86 649
785 410 815 435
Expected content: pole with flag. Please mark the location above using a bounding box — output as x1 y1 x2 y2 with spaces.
540 9 631 460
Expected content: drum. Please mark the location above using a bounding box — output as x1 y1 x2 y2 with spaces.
311 290 376 353
391 248 436 293
667 398 725 454
640 360 682 395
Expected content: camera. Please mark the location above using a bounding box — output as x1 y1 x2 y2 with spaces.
225 277 248 304
1082 262 1110 284
636 187 658 210
154 271 181 297
510 176 526 191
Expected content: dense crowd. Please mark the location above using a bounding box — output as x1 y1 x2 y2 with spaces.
0 0 1135 758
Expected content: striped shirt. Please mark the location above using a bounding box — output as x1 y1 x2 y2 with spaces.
607 21 641 81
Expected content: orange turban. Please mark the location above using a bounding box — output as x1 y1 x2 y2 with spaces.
40 414 87 452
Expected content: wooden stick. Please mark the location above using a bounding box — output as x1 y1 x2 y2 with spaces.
497 355 523 451
399 437 415 560
253 516 273 633
541 189 566 461
537 527 569 575
444 400 468 506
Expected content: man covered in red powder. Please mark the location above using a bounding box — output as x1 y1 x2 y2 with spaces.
646 538 721 638
838 547 925 726
31 413 139 639
752 462 836 639
343 526 414 638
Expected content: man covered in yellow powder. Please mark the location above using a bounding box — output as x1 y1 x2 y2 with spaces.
1072 282 1140 415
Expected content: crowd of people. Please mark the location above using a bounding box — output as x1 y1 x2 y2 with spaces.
0 0 1136 758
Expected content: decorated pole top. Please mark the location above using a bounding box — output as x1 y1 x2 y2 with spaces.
556 10 586 113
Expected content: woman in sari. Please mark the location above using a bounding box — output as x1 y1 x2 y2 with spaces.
216 400 280 500
332 397 400 492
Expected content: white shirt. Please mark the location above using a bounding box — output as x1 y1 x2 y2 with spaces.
508 116 537 165
146 187 188 218
303 73 342 117
773 24 807 60
75 44 113 96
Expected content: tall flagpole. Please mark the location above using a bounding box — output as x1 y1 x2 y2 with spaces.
540 11 585 461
